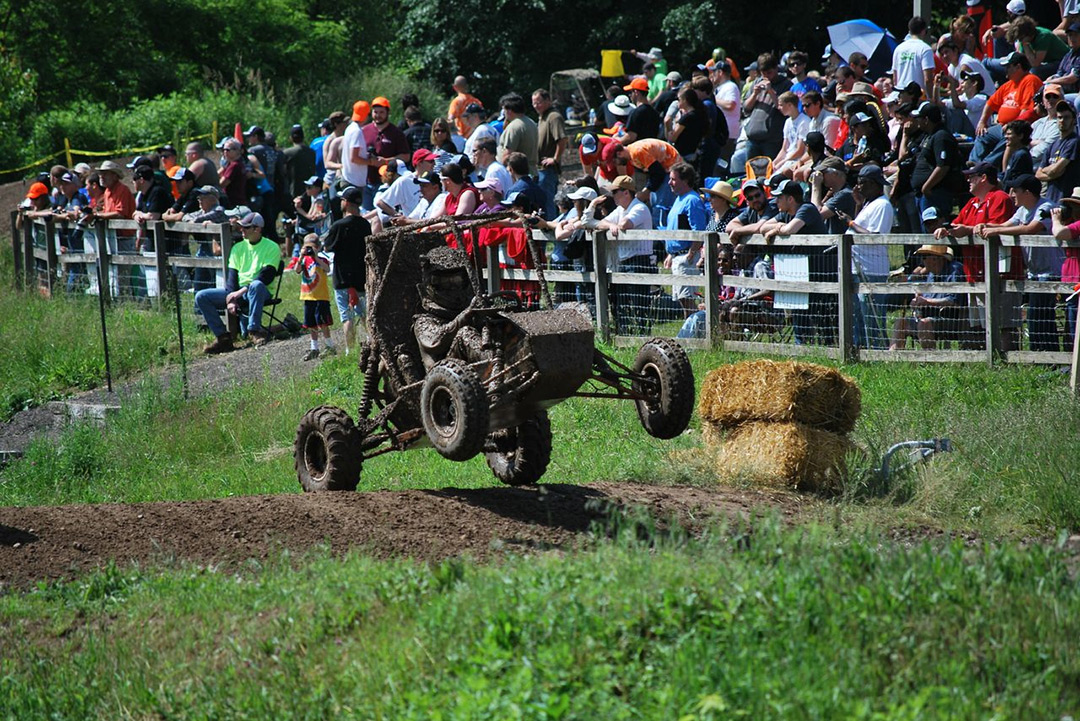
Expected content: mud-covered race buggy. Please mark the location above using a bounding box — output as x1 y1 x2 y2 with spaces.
293 213 695 490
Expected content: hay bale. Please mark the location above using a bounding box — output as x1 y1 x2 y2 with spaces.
712 421 857 493
698 360 861 434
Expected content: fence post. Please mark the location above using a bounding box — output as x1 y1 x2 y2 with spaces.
219 224 239 338
152 220 169 306
592 230 611 343
703 231 721 349
95 219 112 306
837 235 855 363
983 237 1001 364
64 137 73 169
1071 309 1079 396
22 215 34 289
485 244 500 296
10 211 22 290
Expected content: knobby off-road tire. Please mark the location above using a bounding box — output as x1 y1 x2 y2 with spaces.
485 411 552 486
421 358 490 461
633 338 695 440
294 405 363 491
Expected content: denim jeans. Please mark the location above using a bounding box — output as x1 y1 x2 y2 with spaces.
194 280 271 337
969 124 1006 166
852 272 890 349
537 167 559 220
918 189 954 231
677 310 706 339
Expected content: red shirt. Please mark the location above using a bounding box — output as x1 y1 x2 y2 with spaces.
955 189 1023 281
103 183 135 218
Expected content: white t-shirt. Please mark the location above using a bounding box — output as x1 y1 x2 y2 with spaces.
408 191 447 220
600 197 653 267
892 35 936 91
481 161 513 197
714 80 741 140
808 110 842 149
779 113 810 163
949 54 994 98
1031 116 1062 165
847 195 895 277
340 122 369 187
379 170 420 217
463 123 498 159
942 93 987 132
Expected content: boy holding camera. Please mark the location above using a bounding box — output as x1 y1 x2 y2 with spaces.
294 233 336 360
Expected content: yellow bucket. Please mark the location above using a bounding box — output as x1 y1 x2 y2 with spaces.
601 50 625 77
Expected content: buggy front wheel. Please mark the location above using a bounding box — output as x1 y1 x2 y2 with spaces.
632 338 694 439
421 358 490 461
294 405 363 491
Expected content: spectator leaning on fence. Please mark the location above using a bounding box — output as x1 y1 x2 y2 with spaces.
582 174 654 334
934 162 1023 350
1050 188 1080 346
840 164 897 349
663 162 709 317
1036 99 1080 201
974 173 1062 351
195 212 280 354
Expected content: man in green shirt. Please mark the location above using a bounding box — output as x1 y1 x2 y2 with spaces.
195 212 282 353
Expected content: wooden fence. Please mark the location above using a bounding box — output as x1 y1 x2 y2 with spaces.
10 215 1080 393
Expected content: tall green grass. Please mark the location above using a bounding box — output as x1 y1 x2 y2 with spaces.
1 521 1077 718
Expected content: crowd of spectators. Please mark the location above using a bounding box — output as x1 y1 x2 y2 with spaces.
18 5 1080 355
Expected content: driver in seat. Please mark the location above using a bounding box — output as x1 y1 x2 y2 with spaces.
413 246 489 370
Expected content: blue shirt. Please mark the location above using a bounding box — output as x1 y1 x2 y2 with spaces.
665 190 709 254
311 136 328 179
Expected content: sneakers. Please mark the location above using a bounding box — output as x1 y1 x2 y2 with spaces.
321 346 337 358
302 348 320 361
203 334 234 355
249 329 271 347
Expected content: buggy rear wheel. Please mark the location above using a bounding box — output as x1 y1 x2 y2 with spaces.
421 358 489 461
485 411 552 486
633 338 694 440
294 405 362 491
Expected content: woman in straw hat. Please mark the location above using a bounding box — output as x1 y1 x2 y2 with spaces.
889 244 966 350
701 179 740 235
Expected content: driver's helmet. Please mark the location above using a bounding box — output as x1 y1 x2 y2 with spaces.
419 246 474 314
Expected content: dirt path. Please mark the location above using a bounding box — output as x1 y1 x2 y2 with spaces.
0 482 808 588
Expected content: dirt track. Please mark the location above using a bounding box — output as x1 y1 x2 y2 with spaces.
0 482 808 588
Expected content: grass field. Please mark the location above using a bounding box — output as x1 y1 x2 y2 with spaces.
3 252 1080 717
2 520 1078 719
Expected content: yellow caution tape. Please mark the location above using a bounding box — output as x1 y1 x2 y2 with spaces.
0 151 66 175
0 132 216 174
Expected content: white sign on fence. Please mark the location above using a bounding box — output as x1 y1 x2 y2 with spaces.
773 254 809 310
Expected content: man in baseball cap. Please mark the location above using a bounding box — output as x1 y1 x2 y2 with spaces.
194 206 281 353
620 77 661 145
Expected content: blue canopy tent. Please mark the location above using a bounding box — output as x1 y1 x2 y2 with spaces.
827 19 899 81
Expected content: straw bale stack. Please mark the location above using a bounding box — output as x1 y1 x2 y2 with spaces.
698 359 861 434
710 421 856 493
699 360 863 493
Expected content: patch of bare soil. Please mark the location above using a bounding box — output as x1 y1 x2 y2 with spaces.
0 482 808 588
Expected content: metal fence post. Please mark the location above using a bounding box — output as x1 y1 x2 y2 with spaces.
703 231 721 349
837 234 855 363
983 237 1001 364
592 230 610 343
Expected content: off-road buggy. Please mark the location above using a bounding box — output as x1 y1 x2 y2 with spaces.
293 214 694 490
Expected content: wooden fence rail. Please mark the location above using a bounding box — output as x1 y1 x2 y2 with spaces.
10 216 1080 394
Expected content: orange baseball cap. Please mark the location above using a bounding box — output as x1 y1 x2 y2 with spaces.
26 182 49 200
371 96 390 109
352 100 371 122
623 77 650 92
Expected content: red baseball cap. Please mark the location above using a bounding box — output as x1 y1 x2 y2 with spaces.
623 77 650 93
412 148 436 167
26 182 49 200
